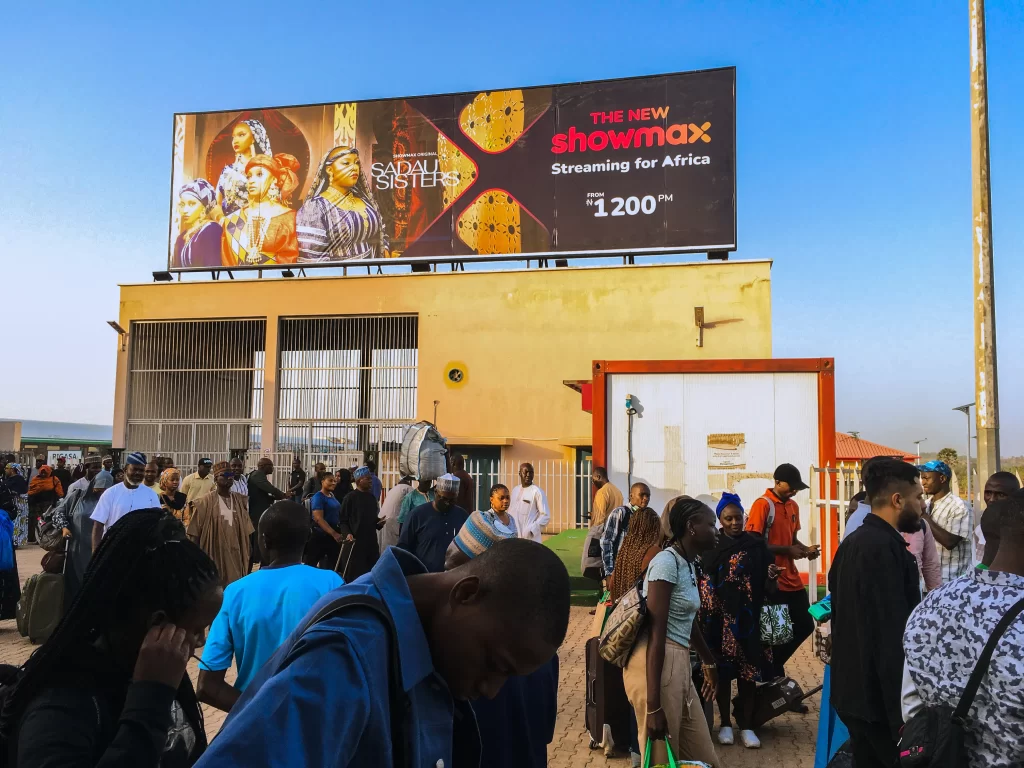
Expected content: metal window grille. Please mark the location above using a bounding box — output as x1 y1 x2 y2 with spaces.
276 315 418 456
125 319 265 456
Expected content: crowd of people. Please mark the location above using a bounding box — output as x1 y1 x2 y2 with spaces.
0 451 571 768
584 457 1024 768
2 445 1020 767
824 458 1023 768
588 462 822 766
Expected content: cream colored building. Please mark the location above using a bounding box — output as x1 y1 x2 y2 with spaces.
113 259 772 523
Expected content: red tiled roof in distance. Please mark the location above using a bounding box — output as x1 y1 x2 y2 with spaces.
835 432 917 463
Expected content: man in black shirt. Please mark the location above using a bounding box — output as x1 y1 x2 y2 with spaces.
829 458 924 768
287 457 306 502
247 458 286 569
52 457 74 498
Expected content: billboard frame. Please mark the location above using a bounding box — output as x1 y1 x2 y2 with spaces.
167 66 737 274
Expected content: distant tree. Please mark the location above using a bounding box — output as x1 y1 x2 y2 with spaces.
936 447 959 466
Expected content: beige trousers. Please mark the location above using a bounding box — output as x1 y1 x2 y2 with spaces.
623 634 721 767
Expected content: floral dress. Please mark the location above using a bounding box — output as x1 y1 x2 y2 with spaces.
1 471 29 547
697 532 774 682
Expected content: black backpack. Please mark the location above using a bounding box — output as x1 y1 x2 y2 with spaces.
899 597 1024 767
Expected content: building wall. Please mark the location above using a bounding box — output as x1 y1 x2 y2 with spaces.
0 422 21 453
114 260 773 457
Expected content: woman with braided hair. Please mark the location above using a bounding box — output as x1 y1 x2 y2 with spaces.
610 506 663 604
296 145 390 262
623 496 722 767
2 509 223 767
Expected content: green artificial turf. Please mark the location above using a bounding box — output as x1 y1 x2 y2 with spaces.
544 529 601 606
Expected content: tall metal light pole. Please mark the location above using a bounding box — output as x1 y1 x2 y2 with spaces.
954 404 974 504
970 0 1001 481
914 439 927 460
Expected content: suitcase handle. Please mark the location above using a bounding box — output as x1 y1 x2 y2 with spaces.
795 683 823 704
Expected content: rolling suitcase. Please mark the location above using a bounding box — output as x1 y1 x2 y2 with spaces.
17 570 65 644
334 538 356 582
739 676 823 729
585 636 632 751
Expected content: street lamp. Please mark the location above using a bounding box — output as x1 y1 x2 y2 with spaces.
953 404 974 504
913 439 927 460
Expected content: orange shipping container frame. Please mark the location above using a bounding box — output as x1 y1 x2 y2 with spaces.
590 358 837 583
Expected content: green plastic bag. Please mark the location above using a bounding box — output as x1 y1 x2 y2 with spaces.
642 738 712 768
643 738 676 768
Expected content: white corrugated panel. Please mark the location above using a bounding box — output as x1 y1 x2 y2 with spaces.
606 372 820 572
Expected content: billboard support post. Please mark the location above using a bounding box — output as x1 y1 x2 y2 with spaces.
970 0 1000 480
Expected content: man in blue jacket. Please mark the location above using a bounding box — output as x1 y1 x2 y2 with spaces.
197 537 570 768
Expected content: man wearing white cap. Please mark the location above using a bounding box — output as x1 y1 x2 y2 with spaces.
510 463 550 543
90 451 161 547
397 473 469 572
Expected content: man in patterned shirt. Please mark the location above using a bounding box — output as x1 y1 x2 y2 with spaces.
903 492 1024 768
919 460 973 583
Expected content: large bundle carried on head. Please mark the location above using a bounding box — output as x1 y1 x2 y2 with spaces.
399 421 448 482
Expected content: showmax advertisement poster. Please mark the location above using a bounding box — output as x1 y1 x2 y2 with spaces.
168 68 735 270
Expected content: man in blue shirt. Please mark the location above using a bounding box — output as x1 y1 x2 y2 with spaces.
195 538 571 768
197 500 343 712
398 473 469 572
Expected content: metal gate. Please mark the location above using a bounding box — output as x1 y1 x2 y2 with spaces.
125 319 265 458
805 463 863 602
275 315 417 480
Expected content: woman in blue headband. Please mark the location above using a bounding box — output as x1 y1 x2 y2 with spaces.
698 492 780 750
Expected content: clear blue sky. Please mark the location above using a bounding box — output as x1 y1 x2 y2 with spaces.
2 0 1021 456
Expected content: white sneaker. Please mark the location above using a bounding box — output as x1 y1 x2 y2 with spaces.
740 730 761 749
602 724 615 757
630 751 641 767
717 726 735 745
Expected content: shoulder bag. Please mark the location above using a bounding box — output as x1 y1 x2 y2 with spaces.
899 596 1024 767
756 494 792 645
599 547 681 668
36 502 69 553
598 570 648 667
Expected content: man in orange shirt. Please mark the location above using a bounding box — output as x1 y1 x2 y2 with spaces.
745 463 820 682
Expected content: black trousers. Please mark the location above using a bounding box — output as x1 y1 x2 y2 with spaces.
716 675 757 730
771 588 814 677
844 717 898 768
248 527 261 572
303 529 341 571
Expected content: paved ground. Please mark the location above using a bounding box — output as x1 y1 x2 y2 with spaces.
1 544 820 765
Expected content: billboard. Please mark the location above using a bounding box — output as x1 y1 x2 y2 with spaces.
168 67 735 271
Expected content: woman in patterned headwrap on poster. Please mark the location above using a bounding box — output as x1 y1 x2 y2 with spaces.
296 146 389 262
217 119 272 216
221 153 300 266
173 179 222 268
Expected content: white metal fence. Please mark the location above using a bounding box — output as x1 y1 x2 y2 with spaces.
805 462 863 603
120 442 594 535
465 459 593 533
